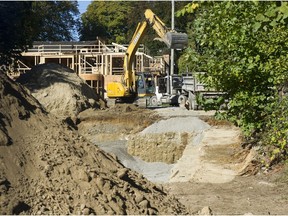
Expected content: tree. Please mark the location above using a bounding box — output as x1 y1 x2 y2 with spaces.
79 1 132 43
178 1 288 133
0 2 34 66
31 1 80 41
0 1 80 67
79 1 188 56
177 1 288 164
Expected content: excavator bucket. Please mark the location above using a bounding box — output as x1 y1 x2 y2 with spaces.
164 32 188 49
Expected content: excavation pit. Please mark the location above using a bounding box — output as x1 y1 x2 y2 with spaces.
127 132 192 164
126 116 210 164
79 111 211 183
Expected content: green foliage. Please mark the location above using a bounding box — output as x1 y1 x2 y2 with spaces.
176 2 199 17
197 94 226 112
0 1 80 66
178 1 288 164
0 2 33 66
79 1 188 56
263 95 288 165
80 1 132 43
32 1 80 41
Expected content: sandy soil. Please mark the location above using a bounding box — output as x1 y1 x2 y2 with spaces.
78 106 288 215
2 63 287 215
0 69 187 215
17 63 106 121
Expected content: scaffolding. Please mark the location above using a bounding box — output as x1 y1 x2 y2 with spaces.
16 39 166 98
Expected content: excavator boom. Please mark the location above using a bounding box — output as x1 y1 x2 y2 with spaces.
107 9 188 102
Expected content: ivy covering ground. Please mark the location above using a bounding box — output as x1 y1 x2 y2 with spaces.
177 1 288 166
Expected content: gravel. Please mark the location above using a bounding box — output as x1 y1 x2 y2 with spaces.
140 116 210 134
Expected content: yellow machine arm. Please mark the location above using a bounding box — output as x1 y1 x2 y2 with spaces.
144 9 174 47
123 19 149 93
107 9 188 100
123 9 188 93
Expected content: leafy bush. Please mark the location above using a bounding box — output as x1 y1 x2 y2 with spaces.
177 1 288 164
263 95 288 165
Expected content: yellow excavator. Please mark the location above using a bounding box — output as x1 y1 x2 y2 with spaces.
107 9 188 105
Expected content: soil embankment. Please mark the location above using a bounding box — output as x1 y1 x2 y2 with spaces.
0 68 187 215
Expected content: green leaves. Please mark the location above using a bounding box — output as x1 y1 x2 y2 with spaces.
178 1 288 164
80 1 132 43
253 2 288 32
32 1 80 41
256 13 269 22
264 96 288 165
0 2 34 65
175 2 199 17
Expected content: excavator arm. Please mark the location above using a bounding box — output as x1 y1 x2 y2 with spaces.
123 20 149 93
123 9 188 93
107 9 188 101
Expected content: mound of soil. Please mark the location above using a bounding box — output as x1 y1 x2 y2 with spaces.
17 63 106 120
0 73 187 214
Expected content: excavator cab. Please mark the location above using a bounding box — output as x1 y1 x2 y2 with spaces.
136 72 155 98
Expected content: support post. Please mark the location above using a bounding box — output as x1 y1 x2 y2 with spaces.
169 0 175 94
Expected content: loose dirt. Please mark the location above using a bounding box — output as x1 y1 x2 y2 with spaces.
78 106 288 215
17 63 106 121
0 71 187 214
2 62 288 215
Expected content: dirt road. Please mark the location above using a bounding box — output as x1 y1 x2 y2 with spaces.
78 106 288 215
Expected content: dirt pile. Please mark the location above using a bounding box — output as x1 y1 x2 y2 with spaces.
17 63 106 120
0 73 187 214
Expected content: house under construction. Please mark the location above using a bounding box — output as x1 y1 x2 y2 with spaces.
16 40 168 98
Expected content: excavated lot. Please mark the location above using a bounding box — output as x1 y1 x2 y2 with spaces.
1 63 288 215
0 65 187 215
79 106 288 215
78 105 288 215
